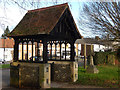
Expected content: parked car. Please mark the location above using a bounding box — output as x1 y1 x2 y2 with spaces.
29 56 41 61
0 59 5 64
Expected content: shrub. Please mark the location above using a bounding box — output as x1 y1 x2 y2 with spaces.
107 54 115 65
116 47 120 62
92 51 116 65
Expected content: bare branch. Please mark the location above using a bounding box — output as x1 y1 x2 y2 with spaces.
78 2 120 39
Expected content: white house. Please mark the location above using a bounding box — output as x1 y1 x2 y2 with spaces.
0 38 14 61
75 38 106 56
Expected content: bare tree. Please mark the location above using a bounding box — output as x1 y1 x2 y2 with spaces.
78 2 120 39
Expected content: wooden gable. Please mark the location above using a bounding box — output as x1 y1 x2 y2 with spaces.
49 7 81 42
8 3 81 42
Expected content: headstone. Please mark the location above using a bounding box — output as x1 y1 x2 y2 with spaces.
86 55 99 74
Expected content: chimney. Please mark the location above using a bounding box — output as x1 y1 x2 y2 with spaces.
81 36 84 39
95 36 100 40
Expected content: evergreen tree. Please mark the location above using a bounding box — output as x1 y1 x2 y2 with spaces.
2 26 10 38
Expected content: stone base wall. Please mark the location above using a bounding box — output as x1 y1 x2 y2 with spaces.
48 61 78 82
10 62 51 88
10 65 19 87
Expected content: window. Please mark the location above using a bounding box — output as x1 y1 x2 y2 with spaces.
19 44 21 50
24 45 26 50
46 79 49 84
5 49 8 51
46 67 49 72
29 53 31 59
5 55 7 58
19 53 21 60
29 45 31 50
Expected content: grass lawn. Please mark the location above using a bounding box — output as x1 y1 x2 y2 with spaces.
76 65 119 88
0 64 10 69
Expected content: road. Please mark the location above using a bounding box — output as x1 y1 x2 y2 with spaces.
0 69 10 89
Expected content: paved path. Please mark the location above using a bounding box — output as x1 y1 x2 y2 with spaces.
51 82 102 88
0 69 10 89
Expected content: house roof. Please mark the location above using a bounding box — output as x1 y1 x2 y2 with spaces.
100 40 120 46
75 38 102 44
75 38 120 47
0 38 14 48
8 3 81 37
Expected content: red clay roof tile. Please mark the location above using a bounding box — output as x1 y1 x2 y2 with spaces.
9 3 68 36
0 38 14 48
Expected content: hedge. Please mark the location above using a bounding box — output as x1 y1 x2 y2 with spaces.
87 51 116 65
116 47 120 62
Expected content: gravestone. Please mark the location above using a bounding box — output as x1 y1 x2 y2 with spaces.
86 55 99 73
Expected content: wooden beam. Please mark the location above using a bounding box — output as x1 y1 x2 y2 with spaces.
70 42 75 61
65 41 67 60
60 41 61 60
43 39 48 63
37 41 40 60
84 44 87 69
27 40 28 61
76 44 78 57
55 42 57 60
22 41 23 61
14 39 19 62
50 42 52 59
32 40 33 61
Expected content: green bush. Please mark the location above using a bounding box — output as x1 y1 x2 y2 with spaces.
107 55 115 65
94 52 106 65
116 47 120 62
92 51 116 65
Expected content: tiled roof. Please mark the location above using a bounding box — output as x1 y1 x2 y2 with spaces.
75 38 101 44
0 38 14 48
8 3 68 36
75 38 120 46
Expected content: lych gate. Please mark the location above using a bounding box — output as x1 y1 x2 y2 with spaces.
8 3 82 88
